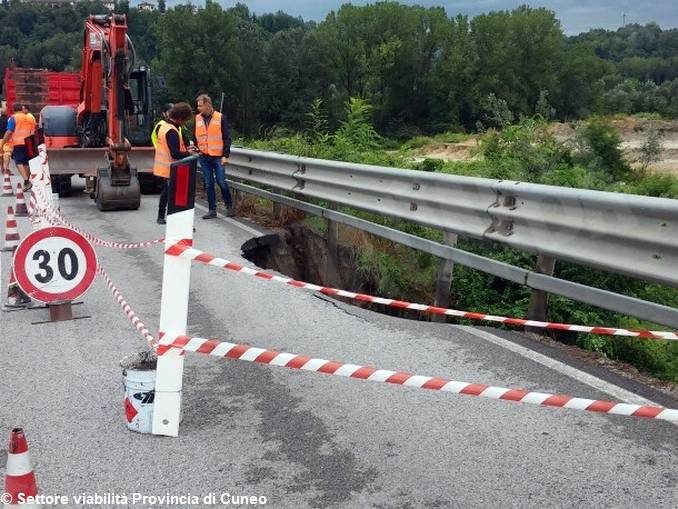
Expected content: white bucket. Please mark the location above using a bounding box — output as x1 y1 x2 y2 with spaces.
122 367 156 434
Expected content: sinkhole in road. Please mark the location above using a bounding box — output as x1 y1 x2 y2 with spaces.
241 223 438 322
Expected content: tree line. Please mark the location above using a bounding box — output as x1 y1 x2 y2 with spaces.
0 0 676 136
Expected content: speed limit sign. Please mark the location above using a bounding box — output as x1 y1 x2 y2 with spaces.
12 226 98 303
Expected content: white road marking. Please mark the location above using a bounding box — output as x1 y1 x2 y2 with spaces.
460 326 662 407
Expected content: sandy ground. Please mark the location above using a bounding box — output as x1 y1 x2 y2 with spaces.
416 117 678 175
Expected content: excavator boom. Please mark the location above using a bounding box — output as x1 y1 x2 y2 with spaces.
13 13 155 208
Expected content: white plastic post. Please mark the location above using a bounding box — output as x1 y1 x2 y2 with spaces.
51 193 60 213
28 138 53 228
152 158 197 437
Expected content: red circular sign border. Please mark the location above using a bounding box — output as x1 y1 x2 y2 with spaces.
12 226 98 303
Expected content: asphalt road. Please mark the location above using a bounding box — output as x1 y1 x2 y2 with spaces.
1 183 677 508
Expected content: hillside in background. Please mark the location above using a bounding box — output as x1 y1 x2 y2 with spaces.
0 2 675 137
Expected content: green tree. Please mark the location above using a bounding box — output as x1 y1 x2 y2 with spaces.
430 14 478 128
114 1 130 16
0 44 16 86
316 5 368 100
7 4 36 36
154 3 239 105
22 32 80 70
231 7 268 135
316 2 449 132
471 7 565 118
257 11 304 33
0 1 672 136
556 42 614 118
127 8 160 65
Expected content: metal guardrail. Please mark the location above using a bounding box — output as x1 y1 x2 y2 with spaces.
225 147 678 328
229 148 678 287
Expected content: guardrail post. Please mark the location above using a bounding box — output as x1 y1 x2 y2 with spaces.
326 203 340 287
433 232 458 322
231 179 241 209
526 254 557 329
272 201 282 218
152 156 197 437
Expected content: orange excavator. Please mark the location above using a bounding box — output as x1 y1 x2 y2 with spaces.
16 14 155 210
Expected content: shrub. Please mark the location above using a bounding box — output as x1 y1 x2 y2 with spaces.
637 128 664 171
414 158 444 172
305 97 330 145
572 117 632 181
334 97 382 152
478 117 570 179
615 173 678 199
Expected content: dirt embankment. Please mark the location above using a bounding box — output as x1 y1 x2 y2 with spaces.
416 117 678 176
413 138 480 163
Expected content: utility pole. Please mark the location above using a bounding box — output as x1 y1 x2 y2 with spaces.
622 11 626 26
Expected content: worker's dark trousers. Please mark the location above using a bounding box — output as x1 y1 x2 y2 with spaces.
158 178 169 219
200 155 233 210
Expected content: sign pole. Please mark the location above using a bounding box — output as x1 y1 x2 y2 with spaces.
152 156 197 437
48 301 73 321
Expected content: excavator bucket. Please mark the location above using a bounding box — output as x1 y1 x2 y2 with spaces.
46 146 155 210
45 147 155 177
95 167 141 211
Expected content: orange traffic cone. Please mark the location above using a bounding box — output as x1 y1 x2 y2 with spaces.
1 169 13 197
2 206 20 251
3 428 40 508
4 255 31 308
14 184 28 217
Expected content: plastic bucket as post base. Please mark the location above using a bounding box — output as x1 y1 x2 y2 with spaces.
121 351 157 434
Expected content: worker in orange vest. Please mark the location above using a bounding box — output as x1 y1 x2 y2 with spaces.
194 93 234 218
0 103 11 175
22 104 37 124
153 102 196 224
0 102 36 191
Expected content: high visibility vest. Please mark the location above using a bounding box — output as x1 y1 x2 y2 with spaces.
11 112 36 146
151 120 166 148
195 112 224 156
152 120 184 148
153 122 185 178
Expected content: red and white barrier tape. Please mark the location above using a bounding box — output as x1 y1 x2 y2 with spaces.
47 208 163 249
164 241 678 342
33 186 164 249
97 266 156 348
157 332 678 423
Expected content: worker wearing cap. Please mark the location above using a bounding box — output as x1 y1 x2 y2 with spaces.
194 93 233 218
0 102 36 192
153 102 196 224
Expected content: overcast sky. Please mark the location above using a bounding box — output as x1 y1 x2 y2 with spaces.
203 1 677 35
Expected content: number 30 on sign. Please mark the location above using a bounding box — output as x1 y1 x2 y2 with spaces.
13 226 98 303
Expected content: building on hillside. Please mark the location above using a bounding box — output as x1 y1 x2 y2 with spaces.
138 1 155 11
